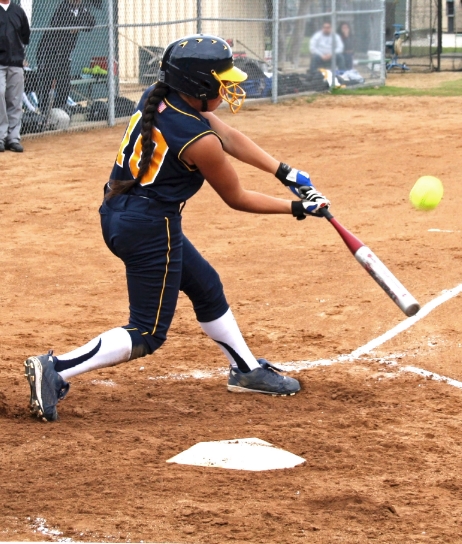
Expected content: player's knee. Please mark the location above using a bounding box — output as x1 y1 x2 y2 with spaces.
193 286 229 323
125 327 163 360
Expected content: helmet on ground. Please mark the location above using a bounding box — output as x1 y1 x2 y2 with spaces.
48 108 71 130
158 34 247 113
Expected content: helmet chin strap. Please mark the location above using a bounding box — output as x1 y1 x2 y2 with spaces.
199 93 208 112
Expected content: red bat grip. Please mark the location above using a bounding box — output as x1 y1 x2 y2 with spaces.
319 207 364 255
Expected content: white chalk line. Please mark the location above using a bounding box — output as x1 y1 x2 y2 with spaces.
400 366 462 388
428 229 460 233
28 517 74 542
147 283 462 388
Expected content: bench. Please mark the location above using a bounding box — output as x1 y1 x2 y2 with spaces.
70 76 108 105
354 58 385 77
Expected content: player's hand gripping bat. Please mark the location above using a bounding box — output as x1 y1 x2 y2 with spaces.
318 207 420 317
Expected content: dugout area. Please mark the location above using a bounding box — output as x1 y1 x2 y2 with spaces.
2 91 462 542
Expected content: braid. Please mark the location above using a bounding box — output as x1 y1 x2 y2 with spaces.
105 82 169 199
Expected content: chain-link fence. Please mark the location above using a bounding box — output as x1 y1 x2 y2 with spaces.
21 0 385 137
386 0 462 72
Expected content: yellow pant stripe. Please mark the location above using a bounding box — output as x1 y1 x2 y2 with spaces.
151 217 171 336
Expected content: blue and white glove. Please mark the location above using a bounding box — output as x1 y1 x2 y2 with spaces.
275 162 331 220
275 162 313 198
291 187 331 220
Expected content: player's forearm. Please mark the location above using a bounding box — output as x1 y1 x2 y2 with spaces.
222 128 280 174
223 189 293 215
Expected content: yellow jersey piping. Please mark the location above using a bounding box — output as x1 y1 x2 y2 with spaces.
163 97 223 171
178 131 222 171
164 97 201 120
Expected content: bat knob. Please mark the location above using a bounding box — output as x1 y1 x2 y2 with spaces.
319 206 333 220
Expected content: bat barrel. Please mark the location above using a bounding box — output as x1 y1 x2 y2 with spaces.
354 246 420 317
320 208 420 317
403 302 420 317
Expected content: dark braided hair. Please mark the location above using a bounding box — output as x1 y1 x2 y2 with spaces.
105 82 170 199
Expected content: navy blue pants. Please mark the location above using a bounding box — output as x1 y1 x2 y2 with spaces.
99 194 229 354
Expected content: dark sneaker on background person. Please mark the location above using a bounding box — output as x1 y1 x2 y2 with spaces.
6 141 24 152
0 140 4 152
227 358 300 396
24 351 70 421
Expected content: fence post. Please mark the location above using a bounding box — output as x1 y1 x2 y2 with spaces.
436 0 442 71
197 0 202 34
272 0 279 103
331 0 337 76
107 0 116 126
380 0 386 82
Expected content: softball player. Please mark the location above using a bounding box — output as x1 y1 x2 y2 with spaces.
24 34 330 422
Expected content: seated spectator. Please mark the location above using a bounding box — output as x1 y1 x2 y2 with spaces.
338 21 354 70
309 21 345 72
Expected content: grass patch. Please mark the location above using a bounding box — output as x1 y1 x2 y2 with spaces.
332 77 462 97
442 47 462 54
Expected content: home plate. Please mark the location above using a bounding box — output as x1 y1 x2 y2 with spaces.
166 437 305 471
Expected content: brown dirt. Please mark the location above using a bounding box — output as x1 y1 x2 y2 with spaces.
2 89 462 543
385 70 462 88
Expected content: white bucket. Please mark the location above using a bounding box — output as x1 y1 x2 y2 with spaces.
367 50 382 72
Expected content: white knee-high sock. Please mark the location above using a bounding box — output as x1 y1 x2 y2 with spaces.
56 327 132 380
199 308 260 372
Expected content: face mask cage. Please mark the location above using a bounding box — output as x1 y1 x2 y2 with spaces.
212 70 246 114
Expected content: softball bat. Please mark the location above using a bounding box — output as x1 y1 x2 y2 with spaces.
319 208 420 317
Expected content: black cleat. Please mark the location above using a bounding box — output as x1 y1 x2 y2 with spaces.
24 351 69 422
227 358 300 396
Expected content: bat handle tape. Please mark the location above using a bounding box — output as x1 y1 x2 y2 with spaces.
318 206 334 221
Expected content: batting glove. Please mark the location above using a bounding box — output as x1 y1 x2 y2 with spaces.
291 186 331 220
275 162 313 198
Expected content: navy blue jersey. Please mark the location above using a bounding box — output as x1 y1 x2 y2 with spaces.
110 89 221 203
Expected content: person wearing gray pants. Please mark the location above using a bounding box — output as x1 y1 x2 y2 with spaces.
0 0 30 152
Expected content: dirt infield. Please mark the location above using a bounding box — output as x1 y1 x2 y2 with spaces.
2 89 462 543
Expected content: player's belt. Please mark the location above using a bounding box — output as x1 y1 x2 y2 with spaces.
104 193 181 217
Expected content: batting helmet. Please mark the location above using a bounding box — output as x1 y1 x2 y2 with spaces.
48 108 71 131
158 34 247 113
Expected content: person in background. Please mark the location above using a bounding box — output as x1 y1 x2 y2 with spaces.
309 21 344 73
35 0 95 115
0 0 30 152
338 21 354 70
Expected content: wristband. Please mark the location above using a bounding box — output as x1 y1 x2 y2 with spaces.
291 201 306 220
275 162 292 184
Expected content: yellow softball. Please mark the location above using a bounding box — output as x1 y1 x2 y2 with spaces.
409 176 444 211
